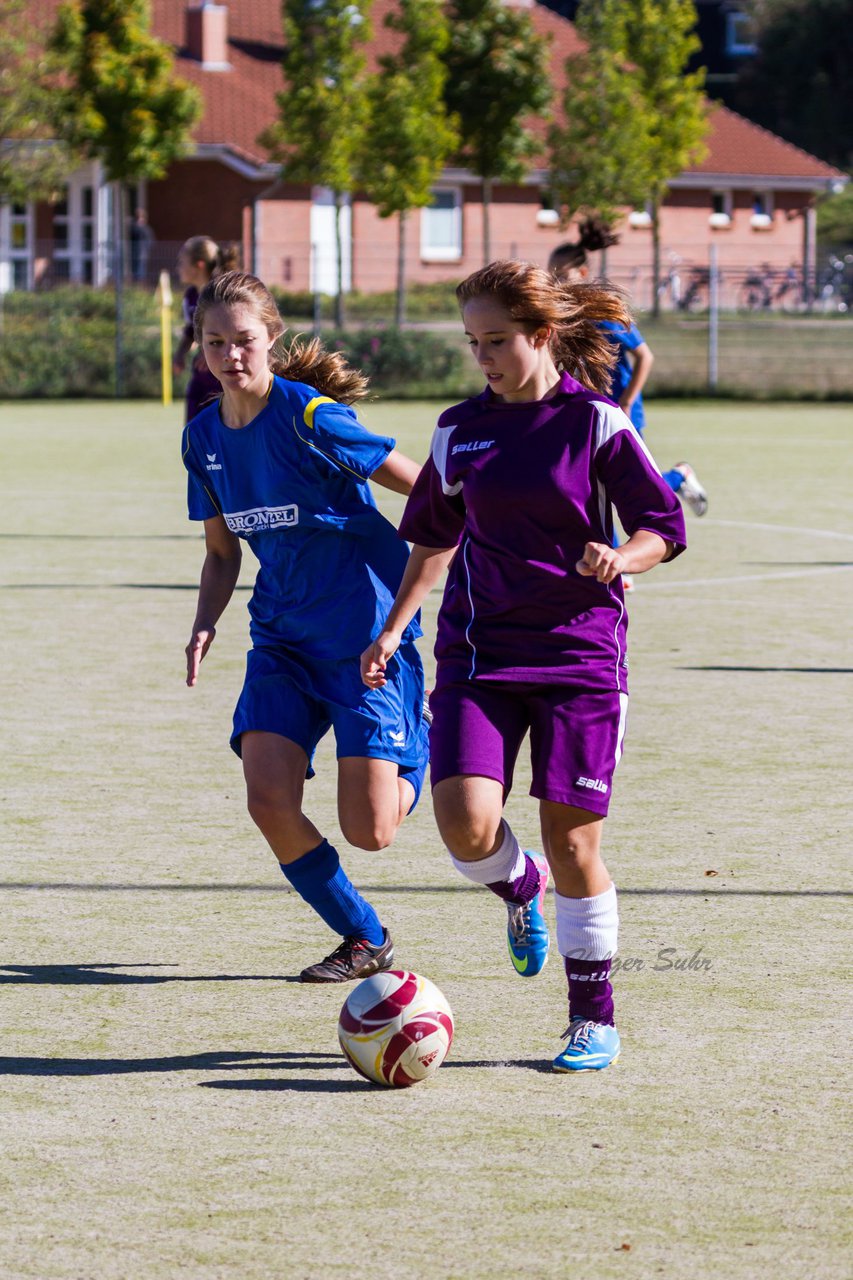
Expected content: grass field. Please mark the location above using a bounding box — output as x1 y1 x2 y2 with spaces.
1 397 851 1280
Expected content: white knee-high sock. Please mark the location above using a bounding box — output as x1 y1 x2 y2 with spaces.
449 821 526 885
555 884 619 960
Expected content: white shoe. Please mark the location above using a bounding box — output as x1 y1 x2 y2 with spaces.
673 463 708 517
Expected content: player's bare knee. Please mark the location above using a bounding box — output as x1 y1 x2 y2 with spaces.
339 813 395 851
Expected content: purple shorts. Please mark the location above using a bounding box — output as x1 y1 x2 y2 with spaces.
428 681 628 816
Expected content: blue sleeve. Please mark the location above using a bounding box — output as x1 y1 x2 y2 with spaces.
182 425 220 521
298 396 396 481
599 320 644 352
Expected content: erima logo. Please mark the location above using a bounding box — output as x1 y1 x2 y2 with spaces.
205 452 222 472
389 730 405 744
224 505 298 534
576 776 608 794
452 439 494 455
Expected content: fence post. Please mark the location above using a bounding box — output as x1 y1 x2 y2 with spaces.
158 271 173 407
708 244 719 392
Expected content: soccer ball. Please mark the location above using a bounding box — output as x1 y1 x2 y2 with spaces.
338 970 454 1088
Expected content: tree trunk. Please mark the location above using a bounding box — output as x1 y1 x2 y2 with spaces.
651 199 661 319
112 181 126 397
334 189 346 328
395 210 407 328
482 176 492 266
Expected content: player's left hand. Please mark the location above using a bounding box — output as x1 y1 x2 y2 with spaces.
576 541 625 585
361 631 401 689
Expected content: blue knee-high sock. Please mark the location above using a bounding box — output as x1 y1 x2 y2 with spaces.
662 467 683 492
279 839 384 945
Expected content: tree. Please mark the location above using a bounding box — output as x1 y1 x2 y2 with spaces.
613 0 709 315
0 0 75 207
548 1 654 239
260 0 372 327
357 0 459 325
735 0 853 171
49 0 200 391
444 0 552 263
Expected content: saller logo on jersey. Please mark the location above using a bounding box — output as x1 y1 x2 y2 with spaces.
224 505 299 533
452 439 495 455
576 776 608 794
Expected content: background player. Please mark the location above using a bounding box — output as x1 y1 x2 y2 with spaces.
174 236 240 423
549 221 708 520
362 260 687 1071
182 271 428 982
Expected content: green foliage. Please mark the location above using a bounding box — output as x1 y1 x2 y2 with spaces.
549 2 653 227
48 0 200 182
358 0 459 218
443 0 552 185
0 0 76 201
326 325 473 397
613 0 709 211
735 0 853 170
259 0 372 193
817 181 853 246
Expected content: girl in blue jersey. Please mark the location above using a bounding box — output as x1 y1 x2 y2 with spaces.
362 260 687 1071
549 222 708 520
182 271 428 983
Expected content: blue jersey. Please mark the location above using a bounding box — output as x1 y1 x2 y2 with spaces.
598 320 646 432
181 375 421 659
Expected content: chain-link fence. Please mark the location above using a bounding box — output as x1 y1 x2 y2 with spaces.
1 238 851 400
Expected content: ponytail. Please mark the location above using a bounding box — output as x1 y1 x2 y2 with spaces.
193 271 369 403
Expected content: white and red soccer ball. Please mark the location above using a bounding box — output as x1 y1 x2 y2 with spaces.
338 970 454 1088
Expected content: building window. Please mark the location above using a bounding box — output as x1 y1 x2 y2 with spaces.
421 188 462 261
726 12 758 57
751 191 774 229
709 191 732 228
52 169 105 284
0 201 34 292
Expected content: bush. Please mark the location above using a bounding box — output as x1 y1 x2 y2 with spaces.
321 325 475 399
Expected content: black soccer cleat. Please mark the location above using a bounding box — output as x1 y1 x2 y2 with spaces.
299 928 395 983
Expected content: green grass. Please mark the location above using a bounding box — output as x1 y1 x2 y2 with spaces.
0 399 851 1279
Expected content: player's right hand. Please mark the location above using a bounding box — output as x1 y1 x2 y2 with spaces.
361 631 401 689
186 627 215 686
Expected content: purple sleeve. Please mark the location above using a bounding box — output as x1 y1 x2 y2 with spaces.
398 453 465 549
594 417 687 558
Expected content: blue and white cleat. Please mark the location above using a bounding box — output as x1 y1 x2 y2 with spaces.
552 1019 621 1072
506 852 549 977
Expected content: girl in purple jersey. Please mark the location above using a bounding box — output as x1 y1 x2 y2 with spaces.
362 260 687 1071
174 236 240 423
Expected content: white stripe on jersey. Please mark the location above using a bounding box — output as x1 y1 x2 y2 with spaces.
430 425 464 497
589 400 662 530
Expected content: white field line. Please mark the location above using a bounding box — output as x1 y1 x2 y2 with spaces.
642 563 853 591
703 518 853 543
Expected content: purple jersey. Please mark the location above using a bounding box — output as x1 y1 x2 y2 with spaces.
398 371 687 694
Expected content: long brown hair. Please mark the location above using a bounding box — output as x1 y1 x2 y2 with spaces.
456 258 632 395
181 235 241 279
193 271 369 403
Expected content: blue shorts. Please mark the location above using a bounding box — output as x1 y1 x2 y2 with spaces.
231 641 427 780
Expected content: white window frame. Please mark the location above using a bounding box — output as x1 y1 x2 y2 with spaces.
0 200 34 293
709 189 733 228
52 163 109 285
420 187 463 262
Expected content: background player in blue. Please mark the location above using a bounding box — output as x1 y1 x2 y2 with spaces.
182 271 429 983
549 222 708 519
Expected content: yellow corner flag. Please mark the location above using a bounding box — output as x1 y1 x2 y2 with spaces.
157 270 173 407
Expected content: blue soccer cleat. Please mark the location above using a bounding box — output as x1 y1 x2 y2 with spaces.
506 852 549 977
552 1019 621 1072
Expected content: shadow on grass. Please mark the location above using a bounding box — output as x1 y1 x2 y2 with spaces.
201 1057 550 1091
2 884 850 897
680 665 852 674
0 963 299 985
0 1050 341 1077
